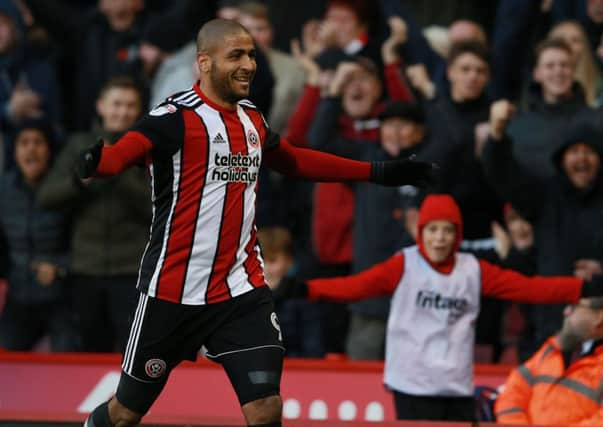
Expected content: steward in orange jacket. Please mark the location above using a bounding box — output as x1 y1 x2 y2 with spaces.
496 299 603 425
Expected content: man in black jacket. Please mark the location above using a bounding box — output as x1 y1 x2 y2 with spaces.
482 99 603 355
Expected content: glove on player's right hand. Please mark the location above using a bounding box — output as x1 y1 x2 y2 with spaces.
272 277 308 302
76 140 103 179
370 156 437 188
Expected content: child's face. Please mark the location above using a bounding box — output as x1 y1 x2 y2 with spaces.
422 220 457 263
264 253 293 289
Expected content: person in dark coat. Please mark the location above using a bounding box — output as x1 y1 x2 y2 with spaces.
421 41 503 243
482 98 603 355
37 77 151 352
507 38 592 180
0 119 76 351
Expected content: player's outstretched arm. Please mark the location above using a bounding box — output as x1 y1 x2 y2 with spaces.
263 138 436 187
76 131 153 180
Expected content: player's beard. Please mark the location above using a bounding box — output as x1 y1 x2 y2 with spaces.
210 63 251 105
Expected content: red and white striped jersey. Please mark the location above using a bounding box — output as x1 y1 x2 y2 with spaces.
134 83 279 305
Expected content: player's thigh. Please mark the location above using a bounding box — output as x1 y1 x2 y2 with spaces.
118 293 207 413
205 286 285 405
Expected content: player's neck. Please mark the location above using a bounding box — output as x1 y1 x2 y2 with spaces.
196 81 237 112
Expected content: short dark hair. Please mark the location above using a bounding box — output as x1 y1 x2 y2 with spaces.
196 18 250 54
447 41 490 66
238 1 270 21
98 76 141 100
534 37 573 64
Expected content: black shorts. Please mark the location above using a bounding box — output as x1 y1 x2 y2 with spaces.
118 286 285 409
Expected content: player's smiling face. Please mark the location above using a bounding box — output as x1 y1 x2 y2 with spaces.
210 31 257 104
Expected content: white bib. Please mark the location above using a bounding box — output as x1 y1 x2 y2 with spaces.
384 246 481 396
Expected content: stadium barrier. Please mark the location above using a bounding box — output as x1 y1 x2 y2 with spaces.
0 352 555 426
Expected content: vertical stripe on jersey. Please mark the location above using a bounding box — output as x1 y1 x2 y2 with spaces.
156 109 209 302
204 111 248 304
142 151 181 296
236 107 265 288
181 105 227 304
135 164 155 290
243 221 265 287
216 110 258 293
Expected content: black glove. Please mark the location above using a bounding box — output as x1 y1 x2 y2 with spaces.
76 140 103 179
581 275 603 297
370 156 437 188
272 277 308 302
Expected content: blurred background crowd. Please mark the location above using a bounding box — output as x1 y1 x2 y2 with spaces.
1 0 603 366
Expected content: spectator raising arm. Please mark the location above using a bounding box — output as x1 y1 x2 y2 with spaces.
381 17 415 102
481 99 544 219
378 0 447 92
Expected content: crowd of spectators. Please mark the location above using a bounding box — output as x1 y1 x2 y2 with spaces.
1 0 603 373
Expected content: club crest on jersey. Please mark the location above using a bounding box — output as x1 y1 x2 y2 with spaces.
247 129 259 148
145 358 167 378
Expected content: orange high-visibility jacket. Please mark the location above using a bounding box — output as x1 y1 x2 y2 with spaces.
495 337 603 425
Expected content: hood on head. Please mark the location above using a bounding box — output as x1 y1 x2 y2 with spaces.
553 121 603 172
417 195 463 267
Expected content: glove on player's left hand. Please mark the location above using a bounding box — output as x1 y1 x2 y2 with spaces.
581 275 603 297
271 277 308 302
370 156 437 188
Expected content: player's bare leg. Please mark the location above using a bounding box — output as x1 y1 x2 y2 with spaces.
241 394 282 426
84 397 142 427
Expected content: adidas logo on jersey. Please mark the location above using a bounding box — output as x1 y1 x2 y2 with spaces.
213 133 226 144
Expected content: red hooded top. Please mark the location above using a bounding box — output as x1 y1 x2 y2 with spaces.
307 194 583 304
